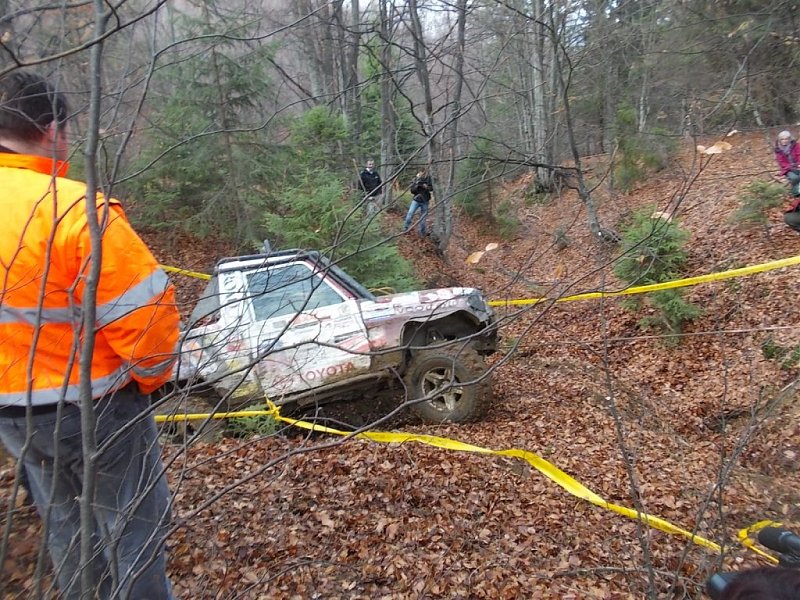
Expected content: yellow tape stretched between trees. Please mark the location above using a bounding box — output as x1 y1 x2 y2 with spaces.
156 404 725 555
487 254 800 307
737 520 781 564
156 255 800 557
160 264 211 281
160 253 800 308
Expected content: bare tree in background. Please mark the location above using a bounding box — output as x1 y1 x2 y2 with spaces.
378 0 398 211
437 0 468 250
2 1 800 597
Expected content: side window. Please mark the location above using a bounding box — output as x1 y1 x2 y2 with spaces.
246 263 345 321
188 277 220 327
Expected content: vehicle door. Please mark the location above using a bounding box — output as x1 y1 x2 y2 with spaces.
182 270 263 400
242 262 371 397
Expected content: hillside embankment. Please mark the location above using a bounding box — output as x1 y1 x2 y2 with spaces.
2 129 799 598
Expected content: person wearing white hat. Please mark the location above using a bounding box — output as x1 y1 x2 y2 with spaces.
775 131 800 232
775 130 800 196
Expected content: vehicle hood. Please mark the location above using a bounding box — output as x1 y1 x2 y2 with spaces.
357 287 493 323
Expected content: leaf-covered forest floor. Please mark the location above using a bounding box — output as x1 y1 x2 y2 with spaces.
3 130 800 598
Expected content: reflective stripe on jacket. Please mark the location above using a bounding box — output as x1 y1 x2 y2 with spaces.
0 153 180 406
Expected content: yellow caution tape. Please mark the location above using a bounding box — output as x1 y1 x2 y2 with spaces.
160 264 212 281
159 253 800 306
155 252 800 558
286 418 723 552
155 409 275 422
488 254 800 307
160 406 794 561
156 402 723 554
369 287 396 296
737 520 781 564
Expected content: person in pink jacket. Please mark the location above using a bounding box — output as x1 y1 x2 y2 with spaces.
775 131 800 232
775 130 800 196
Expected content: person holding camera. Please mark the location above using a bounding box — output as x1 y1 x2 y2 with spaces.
403 168 433 236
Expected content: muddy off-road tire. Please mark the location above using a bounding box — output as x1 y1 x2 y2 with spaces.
403 344 492 423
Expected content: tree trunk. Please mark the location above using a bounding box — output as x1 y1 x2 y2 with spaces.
348 0 362 138
200 1 253 245
437 0 467 252
292 0 339 103
379 0 396 210
408 0 436 167
408 0 441 241
637 67 650 133
635 11 656 133
530 0 552 191
79 2 109 593
550 8 603 237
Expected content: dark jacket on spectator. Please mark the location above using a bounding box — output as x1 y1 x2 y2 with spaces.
410 175 433 203
359 168 382 198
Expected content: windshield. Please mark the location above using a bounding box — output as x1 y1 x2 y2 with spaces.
246 263 345 321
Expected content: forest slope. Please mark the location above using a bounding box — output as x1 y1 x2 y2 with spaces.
2 130 799 599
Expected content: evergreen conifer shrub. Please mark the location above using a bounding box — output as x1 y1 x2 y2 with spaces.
731 180 787 228
262 171 418 292
494 200 521 240
226 404 278 438
614 106 676 192
613 209 702 337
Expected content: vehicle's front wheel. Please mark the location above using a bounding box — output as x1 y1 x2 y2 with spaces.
403 344 492 424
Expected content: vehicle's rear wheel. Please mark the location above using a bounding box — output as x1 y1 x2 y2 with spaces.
403 344 492 423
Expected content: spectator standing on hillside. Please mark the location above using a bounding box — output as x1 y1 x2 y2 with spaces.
0 70 180 599
359 159 382 200
403 168 434 236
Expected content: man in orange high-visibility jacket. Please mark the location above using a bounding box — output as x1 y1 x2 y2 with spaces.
0 71 179 599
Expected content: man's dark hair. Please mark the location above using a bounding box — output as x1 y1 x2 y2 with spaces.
721 567 800 599
0 71 69 141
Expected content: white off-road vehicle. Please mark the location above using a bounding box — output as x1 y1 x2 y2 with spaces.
172 249 497 424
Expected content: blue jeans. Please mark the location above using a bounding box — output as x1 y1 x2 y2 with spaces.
403 198 429 235
0 387 174 600
787 170 800 196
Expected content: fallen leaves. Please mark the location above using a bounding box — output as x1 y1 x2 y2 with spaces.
3 132 800 599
